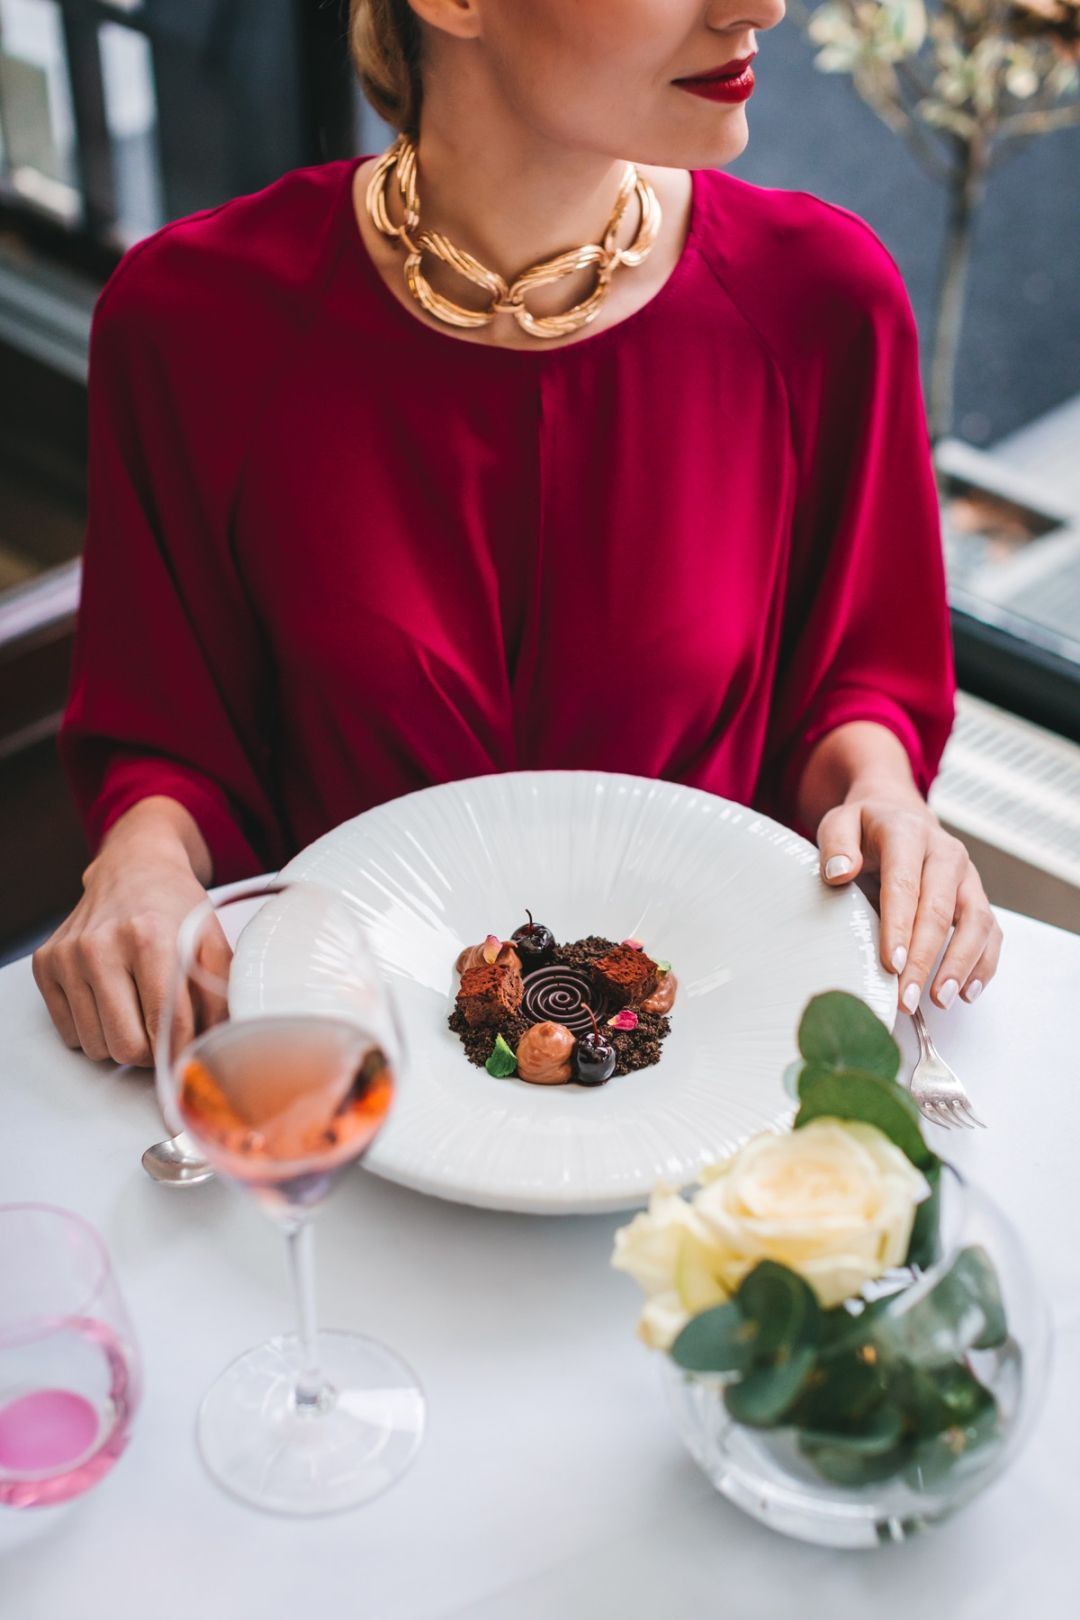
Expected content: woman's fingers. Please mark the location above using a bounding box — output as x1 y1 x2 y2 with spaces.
812 793 1001 1014
959 919 1004 1003
928 873 999 1009
146 975 197 1073
120 912 186 1065
873 814 929 979
191 916 233 1032
896 835 969 1013
816 803 865 885
53 954 111 1061
69 932 157 1065
31 949 81 1050
33 910 194 1068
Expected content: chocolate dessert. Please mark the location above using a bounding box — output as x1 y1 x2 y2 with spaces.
455 958 524 1027
590 943 660 1008
450 916 676 1086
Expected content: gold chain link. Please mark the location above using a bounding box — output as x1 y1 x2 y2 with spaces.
365 133 661 339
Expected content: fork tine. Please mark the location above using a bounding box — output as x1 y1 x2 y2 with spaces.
943 1098 975 1129
916 1098 954 1129
956 1098 987 1129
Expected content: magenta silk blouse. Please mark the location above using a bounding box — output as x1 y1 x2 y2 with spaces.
58 154 956 885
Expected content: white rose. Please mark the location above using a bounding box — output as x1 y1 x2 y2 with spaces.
610 1187 730 1349
692 1119 930 1310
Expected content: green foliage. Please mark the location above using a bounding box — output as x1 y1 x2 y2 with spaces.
790 991 936 1171
875 1244 1008 1365
724 1349 818 1428
669 1302 754 1375
738 1261 822 1361
797 991 901 1082
669 992 1008 1492
795 1065 935 1169
672 1192 1006 1491
484 1033 518 1078
906 1159 943 1270
673 1262 823 1427
792 1345 888 1432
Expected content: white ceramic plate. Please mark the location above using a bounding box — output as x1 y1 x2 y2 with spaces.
246 770 893 1215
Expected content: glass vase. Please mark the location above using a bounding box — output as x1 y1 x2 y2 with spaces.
662 1164 1052 1548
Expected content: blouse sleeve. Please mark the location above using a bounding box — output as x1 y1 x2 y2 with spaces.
756 248 956 837
57 254 285 884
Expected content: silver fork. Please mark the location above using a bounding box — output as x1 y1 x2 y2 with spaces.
909 1007 986 1130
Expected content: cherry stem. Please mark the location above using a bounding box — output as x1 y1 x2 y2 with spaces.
584 1003 602 1043
524 907 536 934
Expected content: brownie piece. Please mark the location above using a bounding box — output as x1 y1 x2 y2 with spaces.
589 944 659 1009
456 959 524 1027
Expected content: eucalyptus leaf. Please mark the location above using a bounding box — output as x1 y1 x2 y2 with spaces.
792 1346 888 1432
781 1058 804 1102
818 1295 893 1356
903 1401 1003 1492
887 1358 996 1440
799 1400 905 1458
795 1065 935 1170
671 1302 756 1376
798 1435 913 1487
724 1346 817 1428
797 991 900 1082
957 1246 1008 1350
737 1261 822 1362
905 1159 943 1271
876 1246 1008 1367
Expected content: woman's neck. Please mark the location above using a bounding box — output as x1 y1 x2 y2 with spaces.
404 124 639 287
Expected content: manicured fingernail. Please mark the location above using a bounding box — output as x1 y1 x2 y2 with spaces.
891 945 908 974
937 978 959 1009
901 982 920 1013
824 855 852 879
963 979 984 1003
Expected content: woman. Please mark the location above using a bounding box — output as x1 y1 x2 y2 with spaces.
34 0 1001 1066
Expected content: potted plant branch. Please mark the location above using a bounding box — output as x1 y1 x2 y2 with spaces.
786 0 1080 447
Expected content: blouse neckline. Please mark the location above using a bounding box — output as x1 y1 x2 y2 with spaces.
338 153 704 362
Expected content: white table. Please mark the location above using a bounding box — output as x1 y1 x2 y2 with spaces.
1 906 1076 1620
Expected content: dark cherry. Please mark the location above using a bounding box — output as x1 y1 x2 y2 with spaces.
511 908 555 965
573 1005 617 1086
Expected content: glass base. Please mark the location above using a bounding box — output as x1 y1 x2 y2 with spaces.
197 1331 425 1516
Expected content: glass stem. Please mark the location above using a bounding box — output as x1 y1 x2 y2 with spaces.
285 1220 331 1411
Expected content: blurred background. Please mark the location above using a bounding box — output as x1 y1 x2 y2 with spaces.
1 0 1078 962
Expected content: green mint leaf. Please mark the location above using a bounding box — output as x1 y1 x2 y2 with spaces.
485 1033 518 1078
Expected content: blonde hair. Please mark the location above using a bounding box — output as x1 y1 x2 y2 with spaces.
349 0 424 137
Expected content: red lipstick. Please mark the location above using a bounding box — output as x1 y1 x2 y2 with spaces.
673 53 756 104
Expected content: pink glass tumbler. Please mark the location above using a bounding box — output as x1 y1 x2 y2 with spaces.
0 1204 142 1507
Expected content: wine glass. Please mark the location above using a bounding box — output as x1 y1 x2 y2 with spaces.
154 877 424 1516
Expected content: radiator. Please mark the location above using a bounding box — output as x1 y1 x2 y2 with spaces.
931 692 1080 934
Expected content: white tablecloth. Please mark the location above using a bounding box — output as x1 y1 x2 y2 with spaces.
0 906 1076 1620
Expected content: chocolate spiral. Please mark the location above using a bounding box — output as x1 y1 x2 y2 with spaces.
522 965 604 1036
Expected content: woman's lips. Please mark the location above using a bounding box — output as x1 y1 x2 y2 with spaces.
673 56 756 104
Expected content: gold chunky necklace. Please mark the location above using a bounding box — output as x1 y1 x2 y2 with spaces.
365 132 661 340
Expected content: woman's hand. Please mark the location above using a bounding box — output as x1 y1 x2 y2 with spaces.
796 721 1002 1013
816 794 1002 1012
32 798 230 1067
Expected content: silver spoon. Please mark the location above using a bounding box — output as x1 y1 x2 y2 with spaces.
141 1130 215 1186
